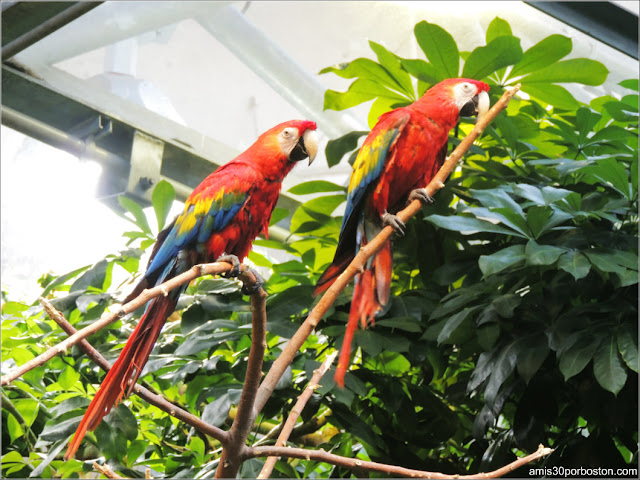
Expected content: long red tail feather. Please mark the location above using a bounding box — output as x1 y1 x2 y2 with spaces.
64 295 176 460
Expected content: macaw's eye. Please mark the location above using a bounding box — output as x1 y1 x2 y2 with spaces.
462 83 473 93
282 128 295 138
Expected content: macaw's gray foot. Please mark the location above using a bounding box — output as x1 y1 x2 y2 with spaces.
216 254 242 278
241 268 264 295
382 210 406 236
408 188 434 206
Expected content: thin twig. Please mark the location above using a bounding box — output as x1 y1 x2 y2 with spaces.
93 462 124 479
245 443 552 479
253 85 521 416
39 297 229 444
258 351 337 479
215 282 268 478
1 262 234 386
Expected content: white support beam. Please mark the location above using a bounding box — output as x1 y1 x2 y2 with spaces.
197 3 366 139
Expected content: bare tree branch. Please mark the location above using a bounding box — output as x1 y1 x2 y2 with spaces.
1 261 234 386
245 443 552 479
258 351 337 479
39 297 229 444
215 279 268 478
253 85 522 415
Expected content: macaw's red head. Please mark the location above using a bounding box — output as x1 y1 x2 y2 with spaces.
425 78 491 121
257 119 319 166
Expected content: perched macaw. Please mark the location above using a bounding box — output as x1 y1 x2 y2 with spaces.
315 78 490 386
65 120 318 460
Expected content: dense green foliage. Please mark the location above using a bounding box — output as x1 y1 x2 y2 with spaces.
2 17 637 478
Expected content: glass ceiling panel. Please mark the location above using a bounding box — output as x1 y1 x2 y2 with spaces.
3 0 638 300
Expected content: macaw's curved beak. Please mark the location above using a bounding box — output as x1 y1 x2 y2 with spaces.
290 129 319 165
460 90 490 121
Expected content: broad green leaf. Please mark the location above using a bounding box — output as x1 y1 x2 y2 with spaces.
522 83 580 110
414 21 459 78
376 317 422 332
525 240 565 265
617 328 639 373
201 390 241 427
516 334 550 383
479 245 526 276
325 131 368 168
593 336 627 395
118 195 152 234
619 78 638 91
486 17 513 43
320 57 400 85
399 58 440 85
491 293 521 318
369 41 415 98
437 306 480 344
324 87 376 111
526 206 553 239
470 188 524 214
268 207 289 226
557 251 591 280
510 35 572 78
13 399 39 428
288 180 346 195
484 341 518 405
558 335 601 380
151 180 176 232
426 214 523 237
579 157 631 199
521 58 608 86
462 36 523 80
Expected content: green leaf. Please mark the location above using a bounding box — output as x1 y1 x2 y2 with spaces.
558 335 601 380
414 21 459 78
289 180 346 195
325 131 368 168
557 250 591 280
427 214 523 237
399 58 440 85
484 341 518 405
462 36 523 80
525 240 565 266
479 245 526 276
268 207 289 227
510 35 572 78
617 327 639 373
437 306 480 344
522 82 580 110
521 58 608 86
118 195 152 234
151 180 176 232
201 390 241 427
369 41 415 98
486 17 513 43
491 293 521 318
619 78 639 91
580 157 631 199
593 336 627 395
516 334 550 383
376 316 422 332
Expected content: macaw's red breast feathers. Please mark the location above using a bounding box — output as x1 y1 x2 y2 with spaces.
315 78 489 386
64 119 317 461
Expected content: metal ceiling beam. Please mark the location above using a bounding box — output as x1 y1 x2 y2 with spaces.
198 3 365 139
1 63 300 243
526 1 638 60
2 1 102 61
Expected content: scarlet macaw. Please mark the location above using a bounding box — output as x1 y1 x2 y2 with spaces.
315 78 490 386
65 120 318 460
